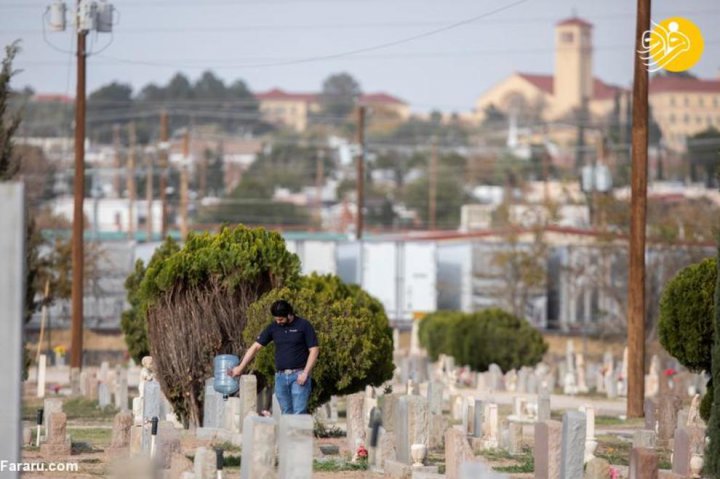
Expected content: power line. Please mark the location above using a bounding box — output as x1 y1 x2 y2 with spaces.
6 10 720 34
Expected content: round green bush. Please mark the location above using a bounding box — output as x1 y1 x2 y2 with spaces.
419 308 547 372
659 257 716 372
243 273 394 412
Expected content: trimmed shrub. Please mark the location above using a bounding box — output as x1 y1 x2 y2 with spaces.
706 246 720 476
419 308 547 372
139 226 300 426
244 274 394 412
120 237 180 362
659 257 716 372
659 257 716 422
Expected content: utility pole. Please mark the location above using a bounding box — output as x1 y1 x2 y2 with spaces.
355 106 366 239
428 138 438 230
315 149 325 219
112 124 121 197
627 0 651 418
127 121 137 240
180 128 190 239
159 111 169 239
70 21 87 370
145 148 154 242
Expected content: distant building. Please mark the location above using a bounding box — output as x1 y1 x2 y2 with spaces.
255 89 410 131
648 75 720 151
474 16 720 152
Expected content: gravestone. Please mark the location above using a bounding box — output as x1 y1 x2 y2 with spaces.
445 428 476 479
629 447 658 479
657 395 682 447
98 383 111 408
193 447 217 479
584 457 610 479
238 374 257 429
346 392 366 454
40 412 71 457
395 395 429 464
108 410 133 456
428 381 443 415
559 411 586 479
0 183 25 478
632 430 656 449
240 416 276 479
143 380 161 420
202 378 224 428
223 397 241 434
43 398 63 441
460 462 508 479
278 414 313 479
37 354 47 398
508 421 523 455
644 398 658 431
538 389 551 422
154 421 181 469
472 400 484 439
534 420 561 479
672 427 692 476
483 403 499 449
115 368 129 411
379 393 400 434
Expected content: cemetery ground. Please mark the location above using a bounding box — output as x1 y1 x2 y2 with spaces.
19 333 708 478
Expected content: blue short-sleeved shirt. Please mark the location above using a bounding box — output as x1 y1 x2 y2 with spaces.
256 316 319 371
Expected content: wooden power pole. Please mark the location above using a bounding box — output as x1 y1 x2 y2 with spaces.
145 148 154 242
429 138 438 230
112 124 121 197
355 106 366 239
159 111 169 239
627 0 651 418
70 25 87 370
180 128 190 239
127 122 137 240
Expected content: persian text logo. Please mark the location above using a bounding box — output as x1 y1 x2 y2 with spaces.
638 17 704 73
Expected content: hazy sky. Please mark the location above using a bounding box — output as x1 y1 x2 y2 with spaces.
1 0 718 113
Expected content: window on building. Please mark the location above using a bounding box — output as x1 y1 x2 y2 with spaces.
696 116 702 125
561 32 574 43
669 114 676 124
684 96 689 107
670 96 676 107
714 97 719 108
699 97 704 107
684 114 690 124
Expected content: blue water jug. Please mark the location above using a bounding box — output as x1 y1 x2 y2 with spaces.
213 354 240 399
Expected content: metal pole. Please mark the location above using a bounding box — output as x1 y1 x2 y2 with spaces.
355 106 366 239
70 23 87 370
627 0 651 418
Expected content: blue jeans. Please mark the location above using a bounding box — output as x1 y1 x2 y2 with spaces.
275 370 311 414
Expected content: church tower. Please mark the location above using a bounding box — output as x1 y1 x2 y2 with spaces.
554 17 594 115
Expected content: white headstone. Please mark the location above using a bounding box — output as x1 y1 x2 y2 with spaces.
240 415 276 479
0 183 26 477
278 414 313 479
37 354 47 398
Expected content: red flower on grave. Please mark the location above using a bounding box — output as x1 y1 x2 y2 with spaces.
609 466 619 479
664 368 677 377
357 445 368 459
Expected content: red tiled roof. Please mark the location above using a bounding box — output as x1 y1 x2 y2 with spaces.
649 76 720 94
33 94 73 103
517 73 554 94
255 88 318 102
516 73 625 100
359 92 407 105
557 17 593 28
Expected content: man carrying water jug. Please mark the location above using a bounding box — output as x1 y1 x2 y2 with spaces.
229 299 320 414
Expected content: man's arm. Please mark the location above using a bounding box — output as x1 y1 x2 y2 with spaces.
230 342 263 377
297 346 319 386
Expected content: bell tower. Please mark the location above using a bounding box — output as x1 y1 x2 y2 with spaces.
554 17 594 114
